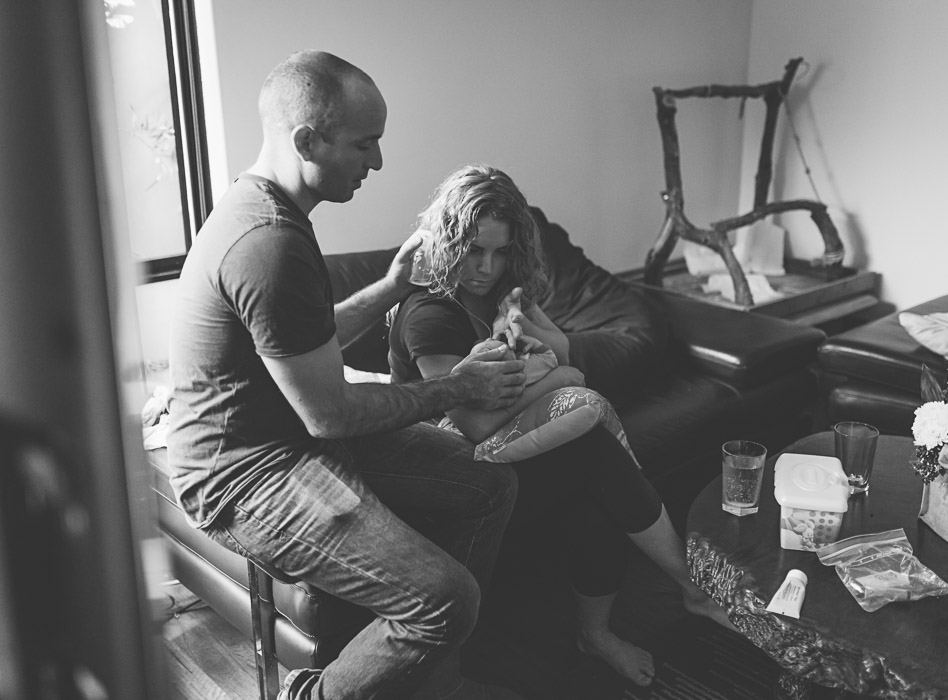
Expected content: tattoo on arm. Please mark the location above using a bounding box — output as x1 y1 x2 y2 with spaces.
338 376 469 435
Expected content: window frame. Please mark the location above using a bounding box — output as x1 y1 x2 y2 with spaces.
140 0 211 283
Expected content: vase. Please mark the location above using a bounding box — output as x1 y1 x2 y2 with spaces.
918 473 948 542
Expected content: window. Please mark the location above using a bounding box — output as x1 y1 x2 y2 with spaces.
104 0 211 283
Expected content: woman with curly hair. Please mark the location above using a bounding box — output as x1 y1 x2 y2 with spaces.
388 164 732 688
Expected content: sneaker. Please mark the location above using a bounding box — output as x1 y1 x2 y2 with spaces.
277 668 322 700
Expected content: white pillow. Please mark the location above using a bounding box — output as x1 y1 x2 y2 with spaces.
899 312 948 359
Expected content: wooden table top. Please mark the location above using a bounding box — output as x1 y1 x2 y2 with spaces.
686 431 948 699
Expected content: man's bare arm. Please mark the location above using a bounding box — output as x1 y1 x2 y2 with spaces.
417 353 585 442
333 230 425 348
262 336 525 438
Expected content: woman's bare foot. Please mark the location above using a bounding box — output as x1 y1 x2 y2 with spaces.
576 630 655 687
683 590 738 632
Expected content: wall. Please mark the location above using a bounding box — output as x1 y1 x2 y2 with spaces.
742 0 948 309
207 0 752 266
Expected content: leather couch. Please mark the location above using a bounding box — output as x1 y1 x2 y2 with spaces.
818 294 948 436
149 207 826 674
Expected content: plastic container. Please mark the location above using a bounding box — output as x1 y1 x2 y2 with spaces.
773 453 850 551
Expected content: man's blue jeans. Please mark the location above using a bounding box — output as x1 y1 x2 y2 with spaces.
204 422 518 699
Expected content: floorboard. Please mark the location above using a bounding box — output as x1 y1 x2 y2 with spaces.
159 581 287 700
158 547 876 700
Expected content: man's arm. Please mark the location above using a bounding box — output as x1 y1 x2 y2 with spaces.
262 335 526 438
416 353 585 442
333 230 424 348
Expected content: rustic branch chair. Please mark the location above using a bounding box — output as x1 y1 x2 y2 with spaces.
644 57 845 306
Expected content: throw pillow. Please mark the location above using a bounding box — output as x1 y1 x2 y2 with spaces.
464 386 637 464
899 312 948 358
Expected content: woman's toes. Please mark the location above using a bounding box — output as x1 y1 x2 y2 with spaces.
577 633 655 686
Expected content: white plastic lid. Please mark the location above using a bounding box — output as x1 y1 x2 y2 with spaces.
773 453 850 512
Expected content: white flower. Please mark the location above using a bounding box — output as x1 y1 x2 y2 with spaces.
912 401 948 450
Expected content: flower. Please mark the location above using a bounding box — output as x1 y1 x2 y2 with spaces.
913 401 948 450
910 364 948 483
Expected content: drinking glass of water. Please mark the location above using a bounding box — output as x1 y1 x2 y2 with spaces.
722 439 768 516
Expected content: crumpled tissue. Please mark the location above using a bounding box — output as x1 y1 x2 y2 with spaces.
703 273 783 304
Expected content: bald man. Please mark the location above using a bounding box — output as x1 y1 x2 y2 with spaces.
167 51 525 700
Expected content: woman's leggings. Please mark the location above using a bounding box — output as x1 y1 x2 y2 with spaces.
508 424 663 597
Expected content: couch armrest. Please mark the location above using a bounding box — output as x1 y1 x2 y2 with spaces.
818 295 948 394
660 292 826 387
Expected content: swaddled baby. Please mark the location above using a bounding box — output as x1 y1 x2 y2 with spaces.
469 335 559 386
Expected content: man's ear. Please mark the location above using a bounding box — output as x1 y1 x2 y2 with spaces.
290 124 321 161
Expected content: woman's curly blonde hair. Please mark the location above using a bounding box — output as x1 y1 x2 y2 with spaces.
416 163 548 308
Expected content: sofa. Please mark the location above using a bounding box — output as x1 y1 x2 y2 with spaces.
148 206 826 677
818 294 948 435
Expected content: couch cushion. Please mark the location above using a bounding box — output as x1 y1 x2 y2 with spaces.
819 295 948 394
827 383 920 436
325 248 399 373
530 207 669 401
660 292 826 388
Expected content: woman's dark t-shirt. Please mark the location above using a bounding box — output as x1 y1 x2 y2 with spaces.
388 291 479 384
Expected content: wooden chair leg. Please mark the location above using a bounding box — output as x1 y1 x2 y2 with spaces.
248 560 280 700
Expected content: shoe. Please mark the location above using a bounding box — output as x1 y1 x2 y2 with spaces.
277 668 322 700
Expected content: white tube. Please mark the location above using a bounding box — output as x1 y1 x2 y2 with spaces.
765 569 808 618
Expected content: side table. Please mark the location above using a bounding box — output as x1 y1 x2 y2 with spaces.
686 432 948 699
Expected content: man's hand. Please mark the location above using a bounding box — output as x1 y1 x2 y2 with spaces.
492 287 525 349
387 228 431 295
450 343 525 410
470 338 515 360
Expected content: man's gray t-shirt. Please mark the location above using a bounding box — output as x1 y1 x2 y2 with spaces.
167 173 336 528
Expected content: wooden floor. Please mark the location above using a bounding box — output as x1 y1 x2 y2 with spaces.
157 551 875 700
160 581 284 700
155 547 690 700
156 545 705 700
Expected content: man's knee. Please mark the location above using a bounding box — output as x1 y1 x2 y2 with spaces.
427 565 480 645
477 462 519 517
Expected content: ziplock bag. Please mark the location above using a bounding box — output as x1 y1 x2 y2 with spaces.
817 528 948 612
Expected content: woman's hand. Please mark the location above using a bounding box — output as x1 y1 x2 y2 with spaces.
514 334 550 356
493 289 570 365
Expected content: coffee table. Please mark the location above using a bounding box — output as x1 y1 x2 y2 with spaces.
686 432 948 699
